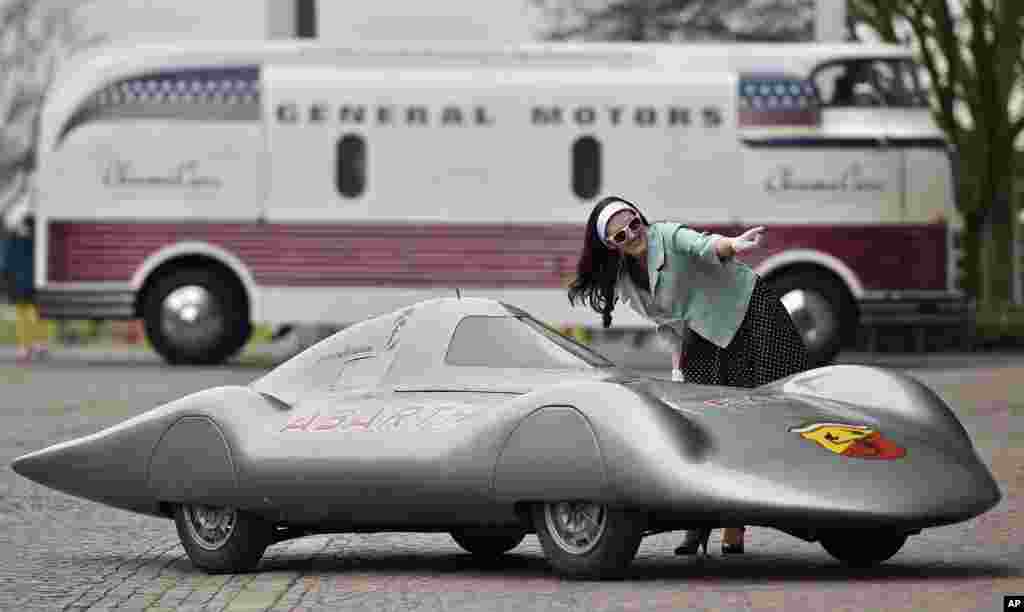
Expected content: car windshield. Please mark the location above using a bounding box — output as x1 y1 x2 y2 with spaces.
445 315 615 369
814 58 929 108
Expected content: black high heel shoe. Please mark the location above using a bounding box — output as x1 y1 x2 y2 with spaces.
674 528 712 556
721 541 744 554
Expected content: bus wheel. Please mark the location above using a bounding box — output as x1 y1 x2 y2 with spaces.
142 267 251 365
768 270 853 368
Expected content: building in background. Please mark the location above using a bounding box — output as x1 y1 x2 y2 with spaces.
71 0 270 41
62 0 846 44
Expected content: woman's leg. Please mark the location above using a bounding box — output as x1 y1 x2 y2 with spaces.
721 526 745 553
14 301 31 360
719 280 811 553
27 302 49 356
674 331 724 554
717 288 764 552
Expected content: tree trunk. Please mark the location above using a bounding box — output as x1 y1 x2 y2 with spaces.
980 186 1015 306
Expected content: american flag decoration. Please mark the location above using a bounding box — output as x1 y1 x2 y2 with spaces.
60 66 262 143
93 66 262 107
737 73 820 131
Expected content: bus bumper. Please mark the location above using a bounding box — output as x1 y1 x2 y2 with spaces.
36 289 136 319
857 293 973 351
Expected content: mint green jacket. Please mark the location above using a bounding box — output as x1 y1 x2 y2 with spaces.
628 221 757 349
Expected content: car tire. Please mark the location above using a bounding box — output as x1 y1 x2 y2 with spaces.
819 530 908 568
531 501 644 580
174 504 272 574
450 527 527 558
767 270 855 368
142 267 251 365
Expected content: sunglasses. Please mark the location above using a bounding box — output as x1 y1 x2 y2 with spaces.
608 216 644 246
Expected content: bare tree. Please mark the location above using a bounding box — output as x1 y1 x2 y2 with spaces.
850 0 1024 306
530 0 815 42
0 0 104 186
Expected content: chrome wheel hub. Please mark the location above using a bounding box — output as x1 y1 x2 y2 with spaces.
544 501 607 555
780 288 838 355
162 285 224 349
184 504 236 551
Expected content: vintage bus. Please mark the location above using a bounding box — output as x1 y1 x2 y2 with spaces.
32 40 965 366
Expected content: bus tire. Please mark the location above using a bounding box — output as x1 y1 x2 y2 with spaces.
142 267 251 365
767 270 854 368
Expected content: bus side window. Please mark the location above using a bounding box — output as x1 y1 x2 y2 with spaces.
814 63 860 107
813 59 928 109
572 135 601 200
336 134 366 198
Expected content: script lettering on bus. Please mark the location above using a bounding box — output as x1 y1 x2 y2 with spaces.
274 103 724 128
763 163 886 193
102 160 222 189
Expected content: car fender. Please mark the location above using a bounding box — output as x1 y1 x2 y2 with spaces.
774 365 975 453
491 405 611 504
148 415 238 505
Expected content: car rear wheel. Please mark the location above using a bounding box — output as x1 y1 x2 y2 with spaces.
819 530 908 567
450 527 527 558
174 504 272 573
531 501 644 579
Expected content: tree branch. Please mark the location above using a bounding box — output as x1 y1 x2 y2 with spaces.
1011 114 1024 142
849 0 901 42
993 0 1023 106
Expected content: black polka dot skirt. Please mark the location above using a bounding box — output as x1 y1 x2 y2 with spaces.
683 276 809 388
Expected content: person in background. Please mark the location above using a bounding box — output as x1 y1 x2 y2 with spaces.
567 195 809 555
2 168 49 363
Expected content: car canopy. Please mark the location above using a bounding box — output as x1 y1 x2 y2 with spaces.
250 297 613 404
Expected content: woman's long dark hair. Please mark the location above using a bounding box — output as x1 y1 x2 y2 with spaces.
567 196 650 328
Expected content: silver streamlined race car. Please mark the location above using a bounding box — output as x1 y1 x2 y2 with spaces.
12 297 1001 579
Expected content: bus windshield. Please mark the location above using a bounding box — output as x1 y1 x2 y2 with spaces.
813 58 929 109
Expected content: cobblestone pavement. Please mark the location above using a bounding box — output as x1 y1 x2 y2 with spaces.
1 362 1021 612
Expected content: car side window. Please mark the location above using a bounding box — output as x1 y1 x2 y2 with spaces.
445 316 612 369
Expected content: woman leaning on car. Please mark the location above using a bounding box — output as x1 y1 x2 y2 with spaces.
567 195 809 556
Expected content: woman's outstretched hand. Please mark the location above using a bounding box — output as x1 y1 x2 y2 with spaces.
730 226 765 253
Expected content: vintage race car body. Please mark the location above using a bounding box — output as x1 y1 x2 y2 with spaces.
12 297 1001 577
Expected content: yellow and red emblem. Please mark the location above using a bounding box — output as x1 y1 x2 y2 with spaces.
790 423 906 460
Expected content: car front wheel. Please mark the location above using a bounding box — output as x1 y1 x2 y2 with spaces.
531 501 644 579
174 504 271 573
819 530 908 568
450 527 527 558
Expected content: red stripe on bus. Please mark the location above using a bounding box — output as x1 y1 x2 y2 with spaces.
46 221 947 291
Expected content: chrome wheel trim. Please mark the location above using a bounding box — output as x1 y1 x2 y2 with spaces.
780 288 838 355
183 504 237 551
543 501 607 555
161 285 225 350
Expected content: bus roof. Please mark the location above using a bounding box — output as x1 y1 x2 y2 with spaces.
56 39 913 78
41 39 914 150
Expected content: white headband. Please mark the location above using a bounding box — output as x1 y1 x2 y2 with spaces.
595 201 638 248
